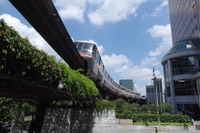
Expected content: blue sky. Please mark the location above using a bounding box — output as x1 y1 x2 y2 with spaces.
0 0 172 96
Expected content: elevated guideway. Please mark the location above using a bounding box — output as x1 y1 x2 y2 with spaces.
9 0 84 70
7 0 140 101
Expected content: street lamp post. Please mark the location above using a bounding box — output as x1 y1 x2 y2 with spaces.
153 68 160 125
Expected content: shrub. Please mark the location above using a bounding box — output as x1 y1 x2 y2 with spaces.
116 113 191 124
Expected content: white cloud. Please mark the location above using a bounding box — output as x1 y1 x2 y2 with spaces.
53 0 146 26
141 57 159 67
0 14 60 58
151 0 168 17
87 0 146 26
147 24 172 56
101 52 161 96
53 0 87 23
102 54 132 69
99 24 171 95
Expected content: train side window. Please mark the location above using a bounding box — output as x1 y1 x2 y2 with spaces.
105 72 108 78
99 57 102 66
77 43 83 51
92 46 96 58
102 66 105 73
93 46 98 60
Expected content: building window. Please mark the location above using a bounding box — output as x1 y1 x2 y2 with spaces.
172 56 195 75
194 13 196 19
166 82 171 96
177 104 200 119
164 62 169 78
195 23 198 30
174 79 197 96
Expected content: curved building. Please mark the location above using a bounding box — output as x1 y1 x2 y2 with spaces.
162 37 200 120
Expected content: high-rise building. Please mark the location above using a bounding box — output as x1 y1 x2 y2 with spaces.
146 78 163 105
146 85 155 104
162 0 200 120
168 0 200 43
162 37 200 120
119 79 133 91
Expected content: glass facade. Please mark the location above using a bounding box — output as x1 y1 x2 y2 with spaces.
164 0 200 119
119 79 133 90
168 0 200 43
172 56 195 75
162 38 200 120
174 79 197 96
177 104 200 119
166 82 171 96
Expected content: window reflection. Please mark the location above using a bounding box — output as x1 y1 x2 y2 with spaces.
172 56 195 75
174 79 197 96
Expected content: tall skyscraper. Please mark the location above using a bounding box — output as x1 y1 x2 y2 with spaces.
168 0 200 43
162 0 200 119
119 79 133 91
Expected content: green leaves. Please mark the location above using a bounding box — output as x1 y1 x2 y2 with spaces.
0 98 36 124
58 62 100 104
0 19 99 104
116 113 191 124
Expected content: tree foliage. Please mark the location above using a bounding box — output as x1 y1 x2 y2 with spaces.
0 19 100 123
0 98 36 124
0 19 99 102
113 99 127 113
160 103 173 114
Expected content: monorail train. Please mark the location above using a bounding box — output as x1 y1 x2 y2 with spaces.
74 41 140 100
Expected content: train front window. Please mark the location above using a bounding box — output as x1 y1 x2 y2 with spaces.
76 42 93 53
74 42 94 57
82 43 93 53
77 43 83 51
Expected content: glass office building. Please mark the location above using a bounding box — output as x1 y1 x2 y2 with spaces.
168 0 200 43
162 37 200 119
162 0 200 120
119 79 133 91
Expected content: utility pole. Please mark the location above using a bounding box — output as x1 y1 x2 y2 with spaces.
152 67 160 125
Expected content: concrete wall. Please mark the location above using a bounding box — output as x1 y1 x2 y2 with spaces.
41 108 116 133
116 119 199 133
116 124 199 133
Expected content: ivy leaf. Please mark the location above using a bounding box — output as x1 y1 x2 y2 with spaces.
3 49 7 55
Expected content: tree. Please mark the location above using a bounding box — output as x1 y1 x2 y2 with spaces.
114 99 127 113
0 98 16 124
140 104 157 114
160 103 173 114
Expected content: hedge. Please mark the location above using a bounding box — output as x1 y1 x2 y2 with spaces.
116 113 191 123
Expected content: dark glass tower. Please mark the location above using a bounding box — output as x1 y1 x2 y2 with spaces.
119 79 133 91
168 0 200 43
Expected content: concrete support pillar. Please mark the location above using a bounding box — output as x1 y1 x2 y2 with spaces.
168 59 178 113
